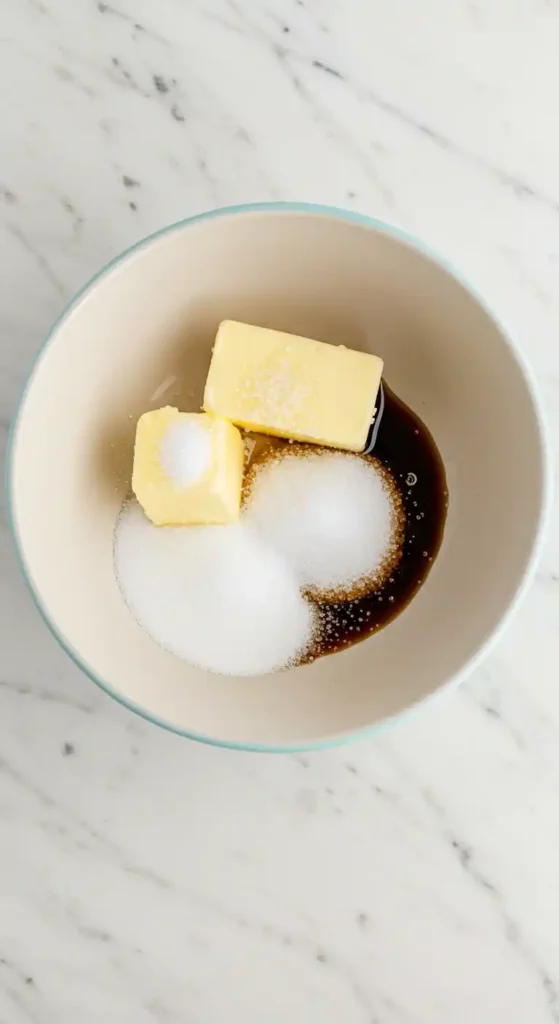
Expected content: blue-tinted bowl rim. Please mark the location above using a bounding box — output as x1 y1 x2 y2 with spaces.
5 202 553 753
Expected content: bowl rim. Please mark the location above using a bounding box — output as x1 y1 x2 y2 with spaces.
5 201 553 753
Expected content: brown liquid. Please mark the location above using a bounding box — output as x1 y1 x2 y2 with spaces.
243 382 448 663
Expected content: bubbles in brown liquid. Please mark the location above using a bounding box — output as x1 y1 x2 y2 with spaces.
242 381 448 665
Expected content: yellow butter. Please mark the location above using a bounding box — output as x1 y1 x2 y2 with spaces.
132 407 244 526
203 321 383 452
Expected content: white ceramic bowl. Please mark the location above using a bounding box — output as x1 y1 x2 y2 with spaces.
7 204 550 751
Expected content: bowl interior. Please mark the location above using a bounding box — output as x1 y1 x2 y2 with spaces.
10 209 547 747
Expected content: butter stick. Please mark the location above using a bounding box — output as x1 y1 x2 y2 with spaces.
203 320 383 452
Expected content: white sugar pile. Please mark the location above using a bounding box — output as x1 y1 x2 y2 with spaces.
115 446 403 676
114 500 314 676
159 420 211 487
246 451 402 597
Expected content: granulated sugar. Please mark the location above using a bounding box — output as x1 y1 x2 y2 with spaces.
246 449 403 598
114 500 314 676
159 420 211 487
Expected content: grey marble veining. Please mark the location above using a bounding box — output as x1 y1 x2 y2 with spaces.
1 1 559 1021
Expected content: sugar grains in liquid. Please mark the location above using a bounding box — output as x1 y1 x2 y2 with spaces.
245 449 404 600
242 382 448 663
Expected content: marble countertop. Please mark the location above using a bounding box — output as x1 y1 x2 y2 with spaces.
1 1 559 1021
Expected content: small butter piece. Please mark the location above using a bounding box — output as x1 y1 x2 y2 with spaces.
132 407 244 526
204 321 383 452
